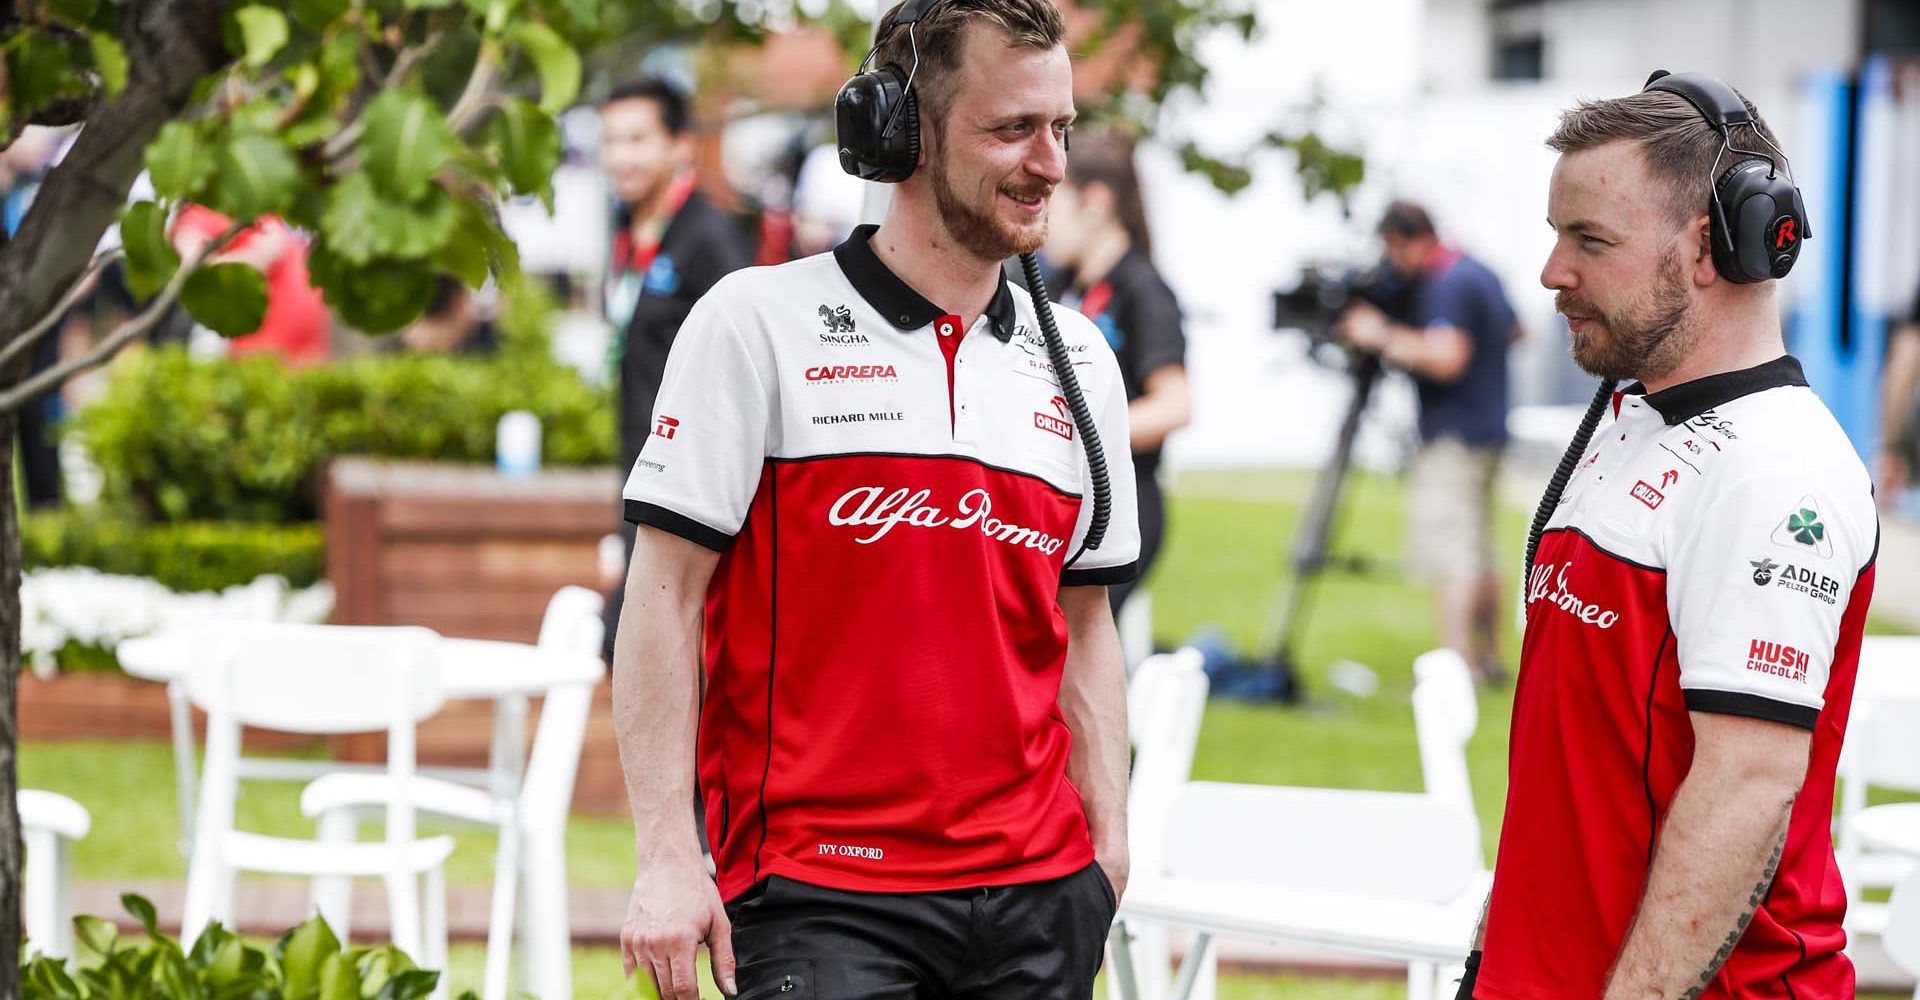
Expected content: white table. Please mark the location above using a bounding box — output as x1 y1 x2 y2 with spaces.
116 633 605 854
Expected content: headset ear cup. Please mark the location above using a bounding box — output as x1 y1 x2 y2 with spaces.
902 88 921 174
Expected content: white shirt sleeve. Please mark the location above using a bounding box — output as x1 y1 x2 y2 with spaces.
1667 469 1873 729
621 285 773 551
1060 328 1140 586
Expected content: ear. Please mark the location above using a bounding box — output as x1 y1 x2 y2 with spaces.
1688 213 1718 287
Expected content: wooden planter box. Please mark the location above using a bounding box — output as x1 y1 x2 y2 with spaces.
324 457 628 815
20 671 321 753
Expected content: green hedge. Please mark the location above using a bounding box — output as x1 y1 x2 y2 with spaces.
76 347 616 523
23 511 326 591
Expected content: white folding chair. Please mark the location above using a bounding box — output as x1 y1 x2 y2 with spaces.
1886 867 1920 1000
1109 647 1208 1000
19 790 90 959
180 624 454 996
1838 637 1920 939
304 586 605 1000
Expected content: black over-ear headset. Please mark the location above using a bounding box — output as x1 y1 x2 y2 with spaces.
833 0 1111 556
1643 69 1811 284
1524 71 1811 583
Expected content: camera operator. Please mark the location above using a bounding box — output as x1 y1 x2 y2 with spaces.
1335 200 1519 685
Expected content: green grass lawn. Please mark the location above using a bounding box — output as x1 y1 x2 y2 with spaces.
22 467 1915 998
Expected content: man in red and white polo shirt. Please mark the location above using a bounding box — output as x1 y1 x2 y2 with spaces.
1464 82 1877 998
613 2 1138 997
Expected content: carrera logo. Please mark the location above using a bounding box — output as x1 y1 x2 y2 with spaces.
1631 481 1664 510
1746 638 1810 683
1526 561 1621 629
652 415 680 440
806 364 897 383
828 486 1065 555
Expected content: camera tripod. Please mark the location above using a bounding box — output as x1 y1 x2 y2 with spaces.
1243 349 1386 700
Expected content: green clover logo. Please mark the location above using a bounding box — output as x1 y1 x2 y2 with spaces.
1787 508 1824 546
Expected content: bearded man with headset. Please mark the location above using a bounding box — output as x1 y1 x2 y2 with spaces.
610 1 1140 998
1462 73 1876 1000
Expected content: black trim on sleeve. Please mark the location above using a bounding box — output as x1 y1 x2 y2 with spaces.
1061 560 1139 587
625 499 733 553
1683 688 1820 731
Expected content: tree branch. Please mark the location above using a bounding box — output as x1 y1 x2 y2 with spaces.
322 31 449 162
0 237 219 414
0 248 121 373
445 39 501 136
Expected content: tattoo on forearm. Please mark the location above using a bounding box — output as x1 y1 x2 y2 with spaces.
1681 816 1791 1000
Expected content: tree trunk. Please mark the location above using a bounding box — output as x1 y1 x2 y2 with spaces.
0 413 21 999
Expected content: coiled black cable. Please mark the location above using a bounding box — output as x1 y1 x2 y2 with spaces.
1018 251 1110 560
1523 379 1619 582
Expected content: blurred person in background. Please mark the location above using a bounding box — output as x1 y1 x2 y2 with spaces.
598 74 752 658
2 128 70 508
1877 282 1920 517
1045 130 1189 617
1337 200 1518 686
169 203 331 364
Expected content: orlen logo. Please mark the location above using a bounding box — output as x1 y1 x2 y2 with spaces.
1035 395 1073 441
1631 480 1665 510
806 364 897 383
1526 561 1620 629
1746 639 1809 683
828 486 1064 555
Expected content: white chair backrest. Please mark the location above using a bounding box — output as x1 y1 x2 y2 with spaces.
537 586 606 657
1164 781 1483 905
1412 648 1480 851
1844 637 1920 793
1127 647 1209 879
18 790 90 842
519 682 595 830
184 624 445 735
1886 865 1920 979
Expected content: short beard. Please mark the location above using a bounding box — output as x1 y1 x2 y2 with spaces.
929 143 1047 261
1562 249 1695 384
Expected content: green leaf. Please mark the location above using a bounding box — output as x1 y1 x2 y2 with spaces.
319 31 361 99
488 98 561 207
121 201 182 300
121 893 161 939
438 203 496 287
507 22 580 113
317 952 360 1000
87 30 127 95
309 246 437 333
321 171 459 264
360 89 458 201
147 122 216 201
292 0 352 30
72 915 117 957
182 263 270 337
373 968 440 1000
210 131 302 219
278 915 341 1000
234 6 291 67
5 30 88 120
42 0 98 27
206 935 249 987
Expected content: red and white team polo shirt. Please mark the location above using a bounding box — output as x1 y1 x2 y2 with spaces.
623 224 1140 901
1480 356 1878 999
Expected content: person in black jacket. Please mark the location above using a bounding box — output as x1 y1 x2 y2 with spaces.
1044 131 1191 617
599 75 751 655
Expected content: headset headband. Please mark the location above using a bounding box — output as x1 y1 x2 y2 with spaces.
1643 70 1752 135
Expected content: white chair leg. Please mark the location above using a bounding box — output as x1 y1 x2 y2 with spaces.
166 681 199 859
23 829 56 958
385 868 424 963
423 866 449 1000
1408 960 1436 1000
310 809 359 942
1192 943 1218 1000
522 830 573 1000
481 818 520 1000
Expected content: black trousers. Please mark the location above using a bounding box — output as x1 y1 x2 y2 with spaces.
726 863 1117 1000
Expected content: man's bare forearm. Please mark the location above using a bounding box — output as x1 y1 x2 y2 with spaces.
1057 586 1130 864
1603 767 1797 998
611 526 719 864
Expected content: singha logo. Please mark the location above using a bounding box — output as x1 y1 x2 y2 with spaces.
819 304 856 335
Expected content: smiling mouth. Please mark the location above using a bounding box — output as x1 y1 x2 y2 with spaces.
1004 189 1046 209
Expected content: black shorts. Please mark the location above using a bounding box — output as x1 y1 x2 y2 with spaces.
725 862 1118 1000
